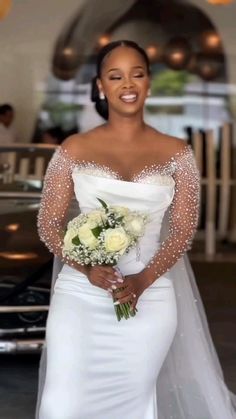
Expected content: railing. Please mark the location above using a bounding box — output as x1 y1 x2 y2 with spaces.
0 134 235 256
0 143 56 186
192 123 236 255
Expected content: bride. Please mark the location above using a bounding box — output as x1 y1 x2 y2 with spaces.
35 40 236 418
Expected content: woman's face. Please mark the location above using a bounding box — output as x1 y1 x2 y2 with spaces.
97 46 150 118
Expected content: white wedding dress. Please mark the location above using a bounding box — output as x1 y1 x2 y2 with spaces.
35 146 236 419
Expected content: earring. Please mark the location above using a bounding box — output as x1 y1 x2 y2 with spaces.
99 91 105 100
147 88 151 97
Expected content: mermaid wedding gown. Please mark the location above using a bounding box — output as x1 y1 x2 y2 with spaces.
36 145 236 419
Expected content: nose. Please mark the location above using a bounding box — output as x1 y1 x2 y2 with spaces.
122 76 135 89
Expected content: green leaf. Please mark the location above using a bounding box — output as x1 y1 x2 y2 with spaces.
91 226 103 238
72 235 81 245
97 197 108 211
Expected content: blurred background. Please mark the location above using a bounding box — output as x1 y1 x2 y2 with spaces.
0 0 236 418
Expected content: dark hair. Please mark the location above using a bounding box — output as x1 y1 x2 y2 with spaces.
91 40 150 120
0 104 14 115
43 126 65 145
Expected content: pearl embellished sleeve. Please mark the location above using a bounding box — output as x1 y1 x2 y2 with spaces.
145 146 200 283
37 147 77 263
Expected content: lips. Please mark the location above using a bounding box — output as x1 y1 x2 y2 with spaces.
119 92 138 103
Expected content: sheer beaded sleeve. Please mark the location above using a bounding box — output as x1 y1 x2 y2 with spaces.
37 146 78 265
145 146 200 283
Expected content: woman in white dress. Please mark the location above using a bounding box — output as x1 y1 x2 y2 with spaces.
36 40 236 418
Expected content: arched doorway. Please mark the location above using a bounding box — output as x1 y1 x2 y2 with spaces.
37 0 229 139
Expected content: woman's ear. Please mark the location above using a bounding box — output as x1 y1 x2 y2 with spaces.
96 78 102 93
96 78 105 100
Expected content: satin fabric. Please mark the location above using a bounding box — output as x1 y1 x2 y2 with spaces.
38 173 178 419
37 172 236 419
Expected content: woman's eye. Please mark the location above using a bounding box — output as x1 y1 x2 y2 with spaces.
108 73 144 80
109 75 122 80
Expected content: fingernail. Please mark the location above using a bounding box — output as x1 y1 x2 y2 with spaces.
117 278 124 283
114 272 121 277
107 288 112 293
114 301 120 305
111 285 117 290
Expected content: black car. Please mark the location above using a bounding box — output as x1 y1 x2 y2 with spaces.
0 159 54 354
0 265 51 354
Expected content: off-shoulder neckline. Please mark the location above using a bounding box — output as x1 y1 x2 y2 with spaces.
57 143 192 184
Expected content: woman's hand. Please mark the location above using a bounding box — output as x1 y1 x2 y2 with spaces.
86 265 124 292
112 270 151 311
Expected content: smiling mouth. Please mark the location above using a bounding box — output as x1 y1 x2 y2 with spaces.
119 93 138 103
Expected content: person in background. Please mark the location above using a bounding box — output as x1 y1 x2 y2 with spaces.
41 127 64 145
0 104 17 170
0 104 16 144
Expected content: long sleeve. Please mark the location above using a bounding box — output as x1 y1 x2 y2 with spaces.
37 147 77 263
144 146 200 283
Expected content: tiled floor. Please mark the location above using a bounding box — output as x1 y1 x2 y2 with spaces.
0 253 235 419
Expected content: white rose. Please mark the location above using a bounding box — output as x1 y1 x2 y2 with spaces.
104 227 130 255
87 210 106 228
63 228 78 250
112 206 129 217
124 215 145 237
78 223 98 249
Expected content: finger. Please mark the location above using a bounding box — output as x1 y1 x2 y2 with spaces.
97 272 116 284
113 290 133 301
96 267 124 283
114 270 123 279
99 274 123 286
130 299 138 312
99 266 117 274
106 273 123 283
104 268 124 282
100 281 118 294
114 276 125 284
101 271 123 284
91 277 114 291
113 286 131 299
93 280 109 291
114 294 135 305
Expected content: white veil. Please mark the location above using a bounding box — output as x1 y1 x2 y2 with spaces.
35 212 236 419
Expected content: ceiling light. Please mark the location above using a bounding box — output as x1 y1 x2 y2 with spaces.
98 35 110 47
5 223 20 232
207 0 234 4
145 45 162 62
0 252 38 260
0 0 12 20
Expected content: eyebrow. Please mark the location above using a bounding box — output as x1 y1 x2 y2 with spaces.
107 65 145 73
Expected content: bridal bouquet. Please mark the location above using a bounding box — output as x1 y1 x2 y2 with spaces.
62 198 148 321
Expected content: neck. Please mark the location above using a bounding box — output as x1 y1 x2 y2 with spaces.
106 111 146 142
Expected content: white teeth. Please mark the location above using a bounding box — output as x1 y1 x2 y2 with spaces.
120 94 137 102
121 94 136 99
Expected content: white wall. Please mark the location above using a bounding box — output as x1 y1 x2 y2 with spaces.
0 0 135 142
188 0 236 119
0 0 86 141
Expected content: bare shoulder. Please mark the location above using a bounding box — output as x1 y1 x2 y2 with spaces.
60 134 86 159
147 127 189 160
60 126 105 160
